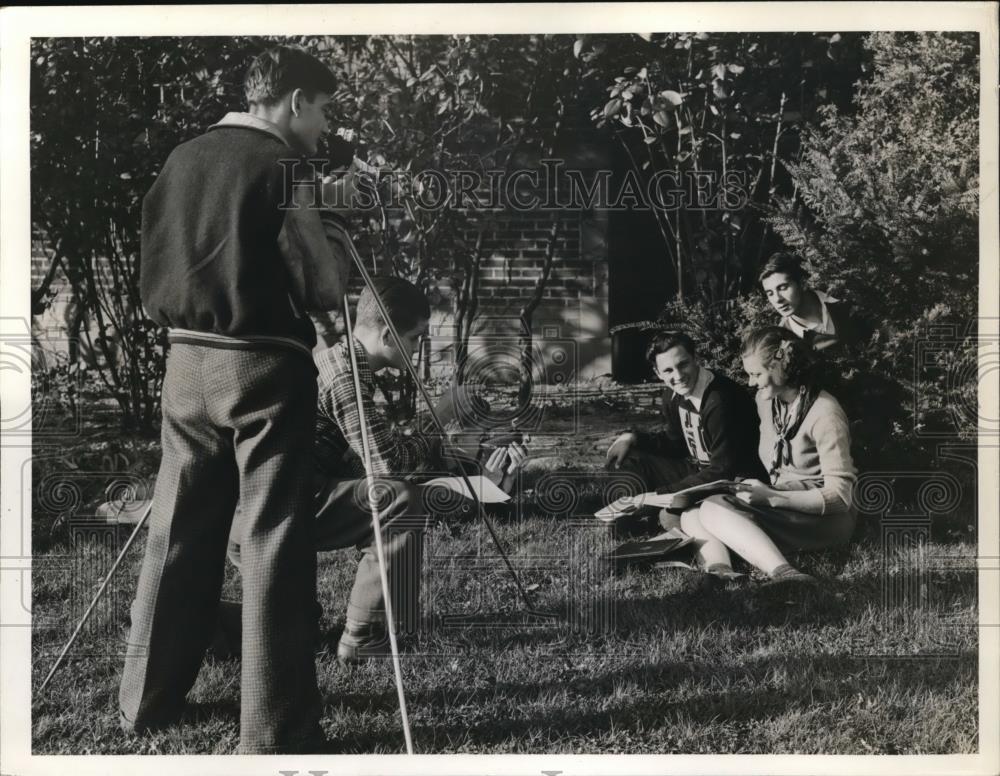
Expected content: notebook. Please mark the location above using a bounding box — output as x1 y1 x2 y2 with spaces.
604 528 695 565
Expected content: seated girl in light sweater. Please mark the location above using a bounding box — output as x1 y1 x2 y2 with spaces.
682 326 857 584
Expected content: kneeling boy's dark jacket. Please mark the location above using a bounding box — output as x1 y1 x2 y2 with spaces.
139 114 316 352
632 370 767 490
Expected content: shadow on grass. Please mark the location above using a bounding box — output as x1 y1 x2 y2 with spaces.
331 649 976 753
355 550 977 668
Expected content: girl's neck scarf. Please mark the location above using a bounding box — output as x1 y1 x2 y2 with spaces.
769 384 819 478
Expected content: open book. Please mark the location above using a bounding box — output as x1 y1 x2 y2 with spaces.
594 479 743 521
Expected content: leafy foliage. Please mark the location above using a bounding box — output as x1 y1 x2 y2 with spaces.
652 33 979 474
770 32 979 461
583 32 867 302
770 32 978 321
30 37 265 431
29 33 979 453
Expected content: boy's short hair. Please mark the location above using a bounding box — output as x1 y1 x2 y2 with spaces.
758 251 809 286
356 276 430 334
646 330 698 369
244 46 337 106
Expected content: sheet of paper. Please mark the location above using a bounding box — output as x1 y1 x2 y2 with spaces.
655 560 698 571
422 474 511 504
641 492 680 508
648 528 694 543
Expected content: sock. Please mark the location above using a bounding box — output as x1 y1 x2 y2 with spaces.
770 563 816 581
343 618 385 637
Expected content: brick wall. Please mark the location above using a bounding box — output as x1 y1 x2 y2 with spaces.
31 143 616 381
435 160 613 380
31 231 76 362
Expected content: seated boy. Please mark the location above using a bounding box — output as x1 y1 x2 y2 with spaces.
605 331 766 525
227 276 526 661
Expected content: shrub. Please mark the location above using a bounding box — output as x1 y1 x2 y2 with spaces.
655 33 978 483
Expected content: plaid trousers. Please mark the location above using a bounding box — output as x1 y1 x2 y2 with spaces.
229 478 430 634
118 343 321 754
225 384 487 638
313 479 429 632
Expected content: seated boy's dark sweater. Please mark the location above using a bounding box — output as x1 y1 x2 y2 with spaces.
632 370 767 491
140 121 315 350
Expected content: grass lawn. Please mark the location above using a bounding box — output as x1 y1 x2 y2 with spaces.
29 394 979 754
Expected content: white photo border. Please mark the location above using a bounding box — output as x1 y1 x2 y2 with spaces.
2 3 997 775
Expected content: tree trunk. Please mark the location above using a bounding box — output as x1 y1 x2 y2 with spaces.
453 224 485 385
517 216 560 407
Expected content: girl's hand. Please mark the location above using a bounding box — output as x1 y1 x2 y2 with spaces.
735 479 774 506
503 441 528 473
483 447 508 486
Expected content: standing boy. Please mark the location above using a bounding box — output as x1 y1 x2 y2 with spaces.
120 46 339 753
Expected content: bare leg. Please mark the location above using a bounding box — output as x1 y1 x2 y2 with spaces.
680 507 733 570
697 497 791 575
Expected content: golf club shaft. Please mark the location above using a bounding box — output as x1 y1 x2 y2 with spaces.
344 294 415 754
38 499 154 695
339 228 537 612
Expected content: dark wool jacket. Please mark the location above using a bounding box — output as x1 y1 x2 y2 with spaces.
784 297 870 355
633 370 768 491
139 115 316 353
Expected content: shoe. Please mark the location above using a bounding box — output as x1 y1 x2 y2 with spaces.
238 732 338 755
763 564 818 587
336 623 392 663
97 498 152 526
705 563 745 582
120 705 183 735
248 722 337 754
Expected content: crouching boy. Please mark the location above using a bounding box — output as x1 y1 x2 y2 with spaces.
228 276 526 661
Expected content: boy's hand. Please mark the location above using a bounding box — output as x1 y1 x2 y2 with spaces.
605 432 637 469
484 441 529 491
